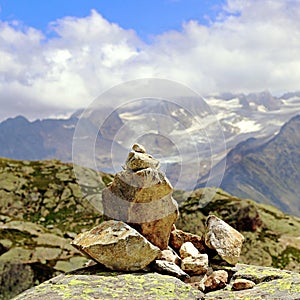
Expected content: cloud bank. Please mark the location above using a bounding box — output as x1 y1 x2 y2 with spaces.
1 0 300 120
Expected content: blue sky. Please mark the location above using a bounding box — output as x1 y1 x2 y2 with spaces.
0 0 224 40
0 0 300 120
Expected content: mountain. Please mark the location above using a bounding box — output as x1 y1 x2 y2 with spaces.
198 115 300 216
1 91 300 189
0 115 77 161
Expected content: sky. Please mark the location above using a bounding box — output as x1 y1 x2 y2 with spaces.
0 0 300 120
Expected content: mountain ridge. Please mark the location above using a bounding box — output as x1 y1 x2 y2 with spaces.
0 92 300 214
198 114 300 216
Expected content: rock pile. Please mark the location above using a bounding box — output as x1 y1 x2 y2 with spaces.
72 144 248 294
102 143 179 250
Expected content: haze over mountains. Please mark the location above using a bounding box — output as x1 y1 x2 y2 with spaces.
1 91 299 215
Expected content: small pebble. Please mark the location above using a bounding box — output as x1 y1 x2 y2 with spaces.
132 143 146 153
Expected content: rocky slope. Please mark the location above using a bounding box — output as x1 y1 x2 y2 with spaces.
1 157 300 299
198 114 300 216
0 157 113 300
176 188 300 272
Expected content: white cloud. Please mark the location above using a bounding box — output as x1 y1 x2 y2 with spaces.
1 1 300 120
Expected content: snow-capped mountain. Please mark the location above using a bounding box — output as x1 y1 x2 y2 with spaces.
0 91 299 191
197 114 300 217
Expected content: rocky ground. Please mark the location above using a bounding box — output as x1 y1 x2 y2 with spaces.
175 188 300 272
1 157 300 299
0 158 113 299
12 263 300 300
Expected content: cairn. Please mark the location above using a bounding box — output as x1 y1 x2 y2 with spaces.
72 144 245 293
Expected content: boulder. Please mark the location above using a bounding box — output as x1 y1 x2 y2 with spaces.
12 263 300 300
71 220 161 271
102 145 178 250
204 215 244 264
12 265 204 300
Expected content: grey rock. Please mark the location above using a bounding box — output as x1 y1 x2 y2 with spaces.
161 248 181 265
71 220 161 271
12 266 204 300
181 254 209 275
169 228 206 252
0 262 35 300
125 151 160 171
205 215 244 265
152 260 189 280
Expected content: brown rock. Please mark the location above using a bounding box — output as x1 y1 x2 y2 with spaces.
181 254 208 275
179 242 200 259
204 270 228 292
204 215 244 264
132 143 146 153
232 278 255 290
125 151 159 171
71 220 161 271
102 144 179 250
169 229 206 252
188 279 206 292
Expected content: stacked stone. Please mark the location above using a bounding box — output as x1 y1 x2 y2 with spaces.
72 144 178 270
71 144 248 293
102 143 179 250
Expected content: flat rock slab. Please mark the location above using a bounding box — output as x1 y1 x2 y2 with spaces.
71 220 161 271
12 267 204 300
